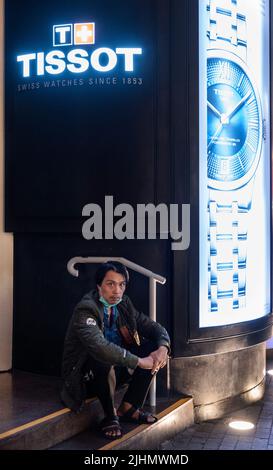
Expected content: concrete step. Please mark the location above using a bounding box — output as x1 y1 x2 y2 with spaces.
0 370 116 450
0 370 193 450
50 397 194 451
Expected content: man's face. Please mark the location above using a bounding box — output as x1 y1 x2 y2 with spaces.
97 270 126 305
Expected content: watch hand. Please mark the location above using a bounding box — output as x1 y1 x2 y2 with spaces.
226 91 252 121
207 122 223 151
207 100 222 119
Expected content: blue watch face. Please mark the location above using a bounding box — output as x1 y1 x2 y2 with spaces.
207 57 261 183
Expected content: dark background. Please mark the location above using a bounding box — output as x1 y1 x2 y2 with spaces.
5 0 160 224
5 0 176 375
5 0 272 375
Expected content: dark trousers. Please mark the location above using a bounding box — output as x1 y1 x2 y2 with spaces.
84 341 156 418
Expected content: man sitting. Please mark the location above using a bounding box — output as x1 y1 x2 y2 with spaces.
61 261 170 439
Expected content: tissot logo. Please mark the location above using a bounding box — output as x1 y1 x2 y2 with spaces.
17 21 142 78
53 23 95 47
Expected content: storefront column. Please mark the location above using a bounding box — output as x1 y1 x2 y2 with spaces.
0 0 13 371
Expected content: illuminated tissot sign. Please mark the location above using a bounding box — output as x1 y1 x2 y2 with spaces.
16 22 143 78
199 0 271 328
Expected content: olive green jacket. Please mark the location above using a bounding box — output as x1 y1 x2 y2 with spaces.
61 290 170 410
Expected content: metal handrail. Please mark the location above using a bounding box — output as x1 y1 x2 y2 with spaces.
67 257 166 284
67 256 166 406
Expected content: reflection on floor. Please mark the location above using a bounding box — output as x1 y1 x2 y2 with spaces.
161 358 273 451
0 370 62 434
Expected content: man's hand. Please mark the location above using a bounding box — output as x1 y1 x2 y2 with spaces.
137 356 154 369
150 346 168 375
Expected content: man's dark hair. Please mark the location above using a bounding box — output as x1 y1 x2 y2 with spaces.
95 261 129 286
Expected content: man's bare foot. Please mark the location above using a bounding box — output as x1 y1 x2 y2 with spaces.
100 416 122 439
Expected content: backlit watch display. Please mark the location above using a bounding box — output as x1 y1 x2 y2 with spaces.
199 0 271 328
207 53 262 187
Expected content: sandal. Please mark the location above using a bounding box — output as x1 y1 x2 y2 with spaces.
100 416 122 440
119 405 157 424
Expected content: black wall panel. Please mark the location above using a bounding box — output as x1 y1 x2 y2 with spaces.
5 0 167 228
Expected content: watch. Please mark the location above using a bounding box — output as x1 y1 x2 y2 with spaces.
206 0 263 313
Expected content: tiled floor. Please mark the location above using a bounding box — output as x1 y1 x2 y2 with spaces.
161 360 273 451
0 370 62 434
